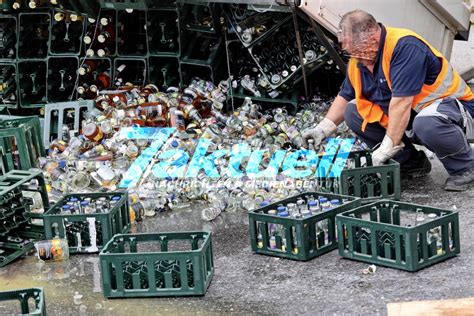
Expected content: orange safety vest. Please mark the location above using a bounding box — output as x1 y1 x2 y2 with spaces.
347 27 474 132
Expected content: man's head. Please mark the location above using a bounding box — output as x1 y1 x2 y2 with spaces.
337 10 381 66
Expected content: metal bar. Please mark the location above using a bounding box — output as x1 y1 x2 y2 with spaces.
297 9 346 75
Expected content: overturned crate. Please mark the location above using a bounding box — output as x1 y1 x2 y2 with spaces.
0 287 46 316
43 192 130 254
0 117 45 172
336 200 460 272
249 192 361 261
42 100 95 147
320 150 401 203
0 169 49 268
99 232 214 298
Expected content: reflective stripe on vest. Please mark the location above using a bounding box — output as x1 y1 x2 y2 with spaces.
348 26 474 131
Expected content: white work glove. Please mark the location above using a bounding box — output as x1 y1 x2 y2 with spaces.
302 117 338 148
372 135 405 166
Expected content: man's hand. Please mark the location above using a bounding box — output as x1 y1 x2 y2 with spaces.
372 135 405 166
302 117 338 148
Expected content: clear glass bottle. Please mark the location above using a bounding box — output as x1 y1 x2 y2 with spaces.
308 201 319 215
319 197 331 212
330 199 341 209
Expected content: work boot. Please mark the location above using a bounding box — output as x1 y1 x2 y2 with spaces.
400 150 432 178
444 167 474 191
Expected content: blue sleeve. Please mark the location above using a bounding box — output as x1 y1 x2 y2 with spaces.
338 77 355 101
390 37 430 97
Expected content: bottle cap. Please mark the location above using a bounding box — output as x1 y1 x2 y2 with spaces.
278 211 289 217
170 140 179 148
58 160 67 168
308 201 317 207
330 199 341 205
259 201 270 207
80 201 89 206
277 206 286 212
319 197 328 203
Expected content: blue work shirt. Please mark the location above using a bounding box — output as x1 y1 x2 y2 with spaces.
339 24 474 116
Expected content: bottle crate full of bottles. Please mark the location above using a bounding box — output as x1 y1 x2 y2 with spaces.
336 200 460 271
43 191 130 254
99 231 214 298
248 192 361 261
320 150 401 203
0 169 49 268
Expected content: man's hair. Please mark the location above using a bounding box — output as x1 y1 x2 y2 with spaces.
339 10 379 35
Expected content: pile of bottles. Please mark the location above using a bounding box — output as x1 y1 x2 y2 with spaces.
40 76 369 221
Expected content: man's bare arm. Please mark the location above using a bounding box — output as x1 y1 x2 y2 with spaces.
326 95 350 125
386 96 414 145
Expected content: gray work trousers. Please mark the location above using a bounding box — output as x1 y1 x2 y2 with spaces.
344 98 474 175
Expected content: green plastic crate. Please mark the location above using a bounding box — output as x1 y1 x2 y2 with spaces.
321 150 401 203
0 241 35 268
0 63 18 109
336 200 460 272
0 288 46 316
0 169 49 267
0 116 45 171
147 9 181 57
18 13 51 60
17 59 48 108
42 100 95 147
114 58 147 86
99 231 214 298
43 192 130 254
249 192 361 261
0 168 50 223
